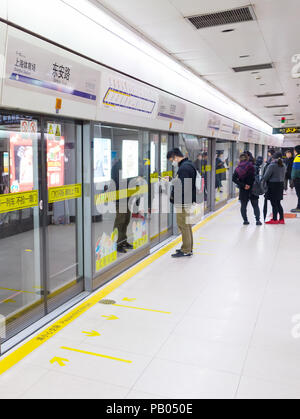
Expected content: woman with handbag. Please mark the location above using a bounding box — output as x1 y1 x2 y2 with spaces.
263 152 286 225
233 153 262 226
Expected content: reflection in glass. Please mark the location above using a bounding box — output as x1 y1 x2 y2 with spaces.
215 141 231 205
46 121 83 309
93 126 149 277
0 113 42 342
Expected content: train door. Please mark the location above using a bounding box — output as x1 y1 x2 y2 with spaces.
149 132 173 245
42 118 84 313
0 113 84 347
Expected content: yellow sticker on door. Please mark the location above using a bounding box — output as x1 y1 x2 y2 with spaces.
48 184 82 203
0 190 39 214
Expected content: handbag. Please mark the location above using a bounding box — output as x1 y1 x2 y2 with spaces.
185 203 204 225
252 178 268 197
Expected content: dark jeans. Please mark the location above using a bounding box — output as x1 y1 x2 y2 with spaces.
284 178 294 191
295 179 300 209
241 196 260 222
271 199 284 221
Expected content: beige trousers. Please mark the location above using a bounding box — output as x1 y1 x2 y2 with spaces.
176 206 194 254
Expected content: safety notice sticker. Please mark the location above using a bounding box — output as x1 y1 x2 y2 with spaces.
0 190 39 214
48 183 82 203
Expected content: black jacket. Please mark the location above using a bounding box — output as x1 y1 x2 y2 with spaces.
285 157 294 180
172 158 197 205
232 168 256 201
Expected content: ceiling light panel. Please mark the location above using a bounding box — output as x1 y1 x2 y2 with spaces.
265 105 289 109
256 93 284 98
233 63 273 72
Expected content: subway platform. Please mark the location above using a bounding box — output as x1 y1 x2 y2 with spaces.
0 190 300 400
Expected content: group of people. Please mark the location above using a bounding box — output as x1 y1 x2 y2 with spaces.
165 145 300 259
233 146 300 225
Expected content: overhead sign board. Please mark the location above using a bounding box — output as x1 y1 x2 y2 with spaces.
6 36 100 104
273 127 300 135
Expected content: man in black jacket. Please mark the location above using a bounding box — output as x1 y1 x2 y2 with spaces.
284 150 294 191
167 148 197 258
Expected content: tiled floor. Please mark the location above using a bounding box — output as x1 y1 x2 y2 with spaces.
1 189 300 399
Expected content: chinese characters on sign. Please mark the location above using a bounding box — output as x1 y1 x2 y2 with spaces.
273 127 300 135
0 190 39 214
15 54 36 73
6 36 99 103
48 184 82 204
52 63 71 82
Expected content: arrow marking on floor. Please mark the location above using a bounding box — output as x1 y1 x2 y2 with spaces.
113 304 171 314
82 331 101 337
50 357 69 367
101 315 119 321
61 347 132 364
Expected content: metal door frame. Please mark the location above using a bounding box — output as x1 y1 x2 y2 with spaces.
40 116 85 314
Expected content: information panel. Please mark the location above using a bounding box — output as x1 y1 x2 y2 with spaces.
5 35 99 104
273 127 300 134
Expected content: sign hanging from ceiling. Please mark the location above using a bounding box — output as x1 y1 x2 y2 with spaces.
273 127 300 135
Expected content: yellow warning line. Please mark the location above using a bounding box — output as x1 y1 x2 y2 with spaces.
0 199 237 375
0 287 35 295
113 304 171 314
61 347 132 364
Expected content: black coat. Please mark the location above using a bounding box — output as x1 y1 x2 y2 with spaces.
171 158 197 205
232 168 256 201
285 157 294 180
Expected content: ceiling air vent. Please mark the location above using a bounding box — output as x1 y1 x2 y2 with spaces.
186 6 256 30
233 63 273 72
256 93 284 98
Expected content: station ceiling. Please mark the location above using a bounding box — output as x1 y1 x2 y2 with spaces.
94 0 300 131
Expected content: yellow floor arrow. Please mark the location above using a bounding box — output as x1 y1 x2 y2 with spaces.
82 331 101 337
101 315 119 321
50 357 69 367
122 298 136 302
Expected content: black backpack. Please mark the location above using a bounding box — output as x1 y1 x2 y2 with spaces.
252 178 268 197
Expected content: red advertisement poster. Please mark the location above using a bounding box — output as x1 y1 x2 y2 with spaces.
47 136 65 188
9 133 34 193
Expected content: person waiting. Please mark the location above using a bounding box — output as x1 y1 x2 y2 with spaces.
263 152 286 224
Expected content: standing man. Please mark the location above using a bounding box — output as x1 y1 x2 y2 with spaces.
167 148 197 258
291 145 300 213
284 150 294 191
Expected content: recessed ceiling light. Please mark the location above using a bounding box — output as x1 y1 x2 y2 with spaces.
274 114 293 116
256 93 284 98
265 105 289 108
233 63 273 72
222 29 235 33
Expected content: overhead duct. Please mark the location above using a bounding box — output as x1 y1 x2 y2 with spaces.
186 6 256 30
